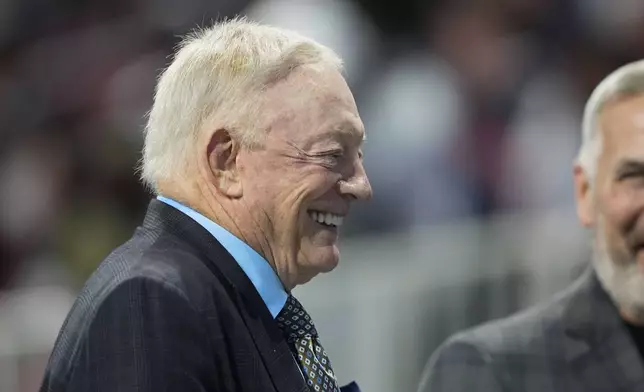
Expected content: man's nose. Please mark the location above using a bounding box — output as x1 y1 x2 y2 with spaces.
338 161 372 201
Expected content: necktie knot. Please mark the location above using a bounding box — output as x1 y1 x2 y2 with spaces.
276 295 318 341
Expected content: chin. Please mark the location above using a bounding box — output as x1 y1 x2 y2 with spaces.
308 245 341 274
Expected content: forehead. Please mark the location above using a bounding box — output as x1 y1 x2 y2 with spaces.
599 94 644 161
259 66 364 144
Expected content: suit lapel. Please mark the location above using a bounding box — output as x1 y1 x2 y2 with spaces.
563 268 644 391
223 268 309 392
143 200 308 392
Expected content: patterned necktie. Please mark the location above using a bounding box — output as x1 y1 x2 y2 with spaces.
276 295 340 392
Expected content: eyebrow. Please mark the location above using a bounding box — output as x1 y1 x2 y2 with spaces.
302 119 366 150
616 159 644 177
328 121 366 142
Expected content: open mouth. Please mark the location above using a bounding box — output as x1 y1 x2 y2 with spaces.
308 210 344 228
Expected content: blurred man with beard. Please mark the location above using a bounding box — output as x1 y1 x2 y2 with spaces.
418 60 644 392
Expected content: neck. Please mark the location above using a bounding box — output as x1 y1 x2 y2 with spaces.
162 183 301 290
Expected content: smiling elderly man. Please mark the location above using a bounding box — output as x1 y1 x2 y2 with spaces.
40 18 371 392
418 60 644 392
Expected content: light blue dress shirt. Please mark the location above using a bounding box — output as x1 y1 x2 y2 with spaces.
157 196 288 318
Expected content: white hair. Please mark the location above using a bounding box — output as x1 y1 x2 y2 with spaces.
578 60 644 180
140 17 344 192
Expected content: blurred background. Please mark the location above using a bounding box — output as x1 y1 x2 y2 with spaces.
1 0 644 391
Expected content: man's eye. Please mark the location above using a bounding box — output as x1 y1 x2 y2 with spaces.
313 151 342 168
619 171 644 181
320 150 343 160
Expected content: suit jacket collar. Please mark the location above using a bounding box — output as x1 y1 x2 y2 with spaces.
142 199 308 392
156 195 288 318
563 267 644 391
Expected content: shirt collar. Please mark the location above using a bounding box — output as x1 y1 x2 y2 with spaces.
157 196 287 318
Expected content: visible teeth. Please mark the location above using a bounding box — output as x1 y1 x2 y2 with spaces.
316 213 327 225
308 211 344 227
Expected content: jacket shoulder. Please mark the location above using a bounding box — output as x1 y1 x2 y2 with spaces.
88 226 227 304
418 281 585 392
447 281 579 357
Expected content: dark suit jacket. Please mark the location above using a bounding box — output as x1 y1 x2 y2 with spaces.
418 268 644 392
40 199 309 392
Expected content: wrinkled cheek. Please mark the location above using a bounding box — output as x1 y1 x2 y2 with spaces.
595 215 626 265
630 188 644 229
617 189 644 227
278 205 305 258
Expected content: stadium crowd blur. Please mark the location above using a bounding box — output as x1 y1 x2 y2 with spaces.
1 0 644 391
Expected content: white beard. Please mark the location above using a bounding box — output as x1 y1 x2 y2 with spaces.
593 218 644 317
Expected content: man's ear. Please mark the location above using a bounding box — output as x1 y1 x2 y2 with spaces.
573 163 596 227
206 128 243 198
